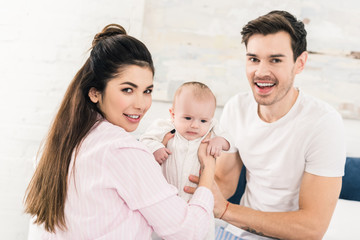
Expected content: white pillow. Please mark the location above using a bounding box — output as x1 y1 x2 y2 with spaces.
323 199 360 239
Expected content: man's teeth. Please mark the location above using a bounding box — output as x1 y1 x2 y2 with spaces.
126 114 140 119
256 83 275 87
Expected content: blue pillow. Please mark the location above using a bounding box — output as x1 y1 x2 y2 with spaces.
228 165 246 204
228 157 360 204
339 157 360 201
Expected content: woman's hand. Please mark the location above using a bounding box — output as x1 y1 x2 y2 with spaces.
198 133 216 171
161 129 175 146
195 133 216 192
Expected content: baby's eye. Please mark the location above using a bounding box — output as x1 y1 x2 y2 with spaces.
185 117 191 120
201 120 207 123
122 88 133 93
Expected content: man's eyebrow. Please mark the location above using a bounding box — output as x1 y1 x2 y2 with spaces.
270 54 286 58
246 53 257 57
246 53 286 58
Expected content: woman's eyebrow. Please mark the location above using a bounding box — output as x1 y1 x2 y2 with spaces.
120 82 138 88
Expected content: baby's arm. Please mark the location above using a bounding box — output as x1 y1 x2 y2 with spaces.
139 119 175 164
204 136 230 158
153 147 172 165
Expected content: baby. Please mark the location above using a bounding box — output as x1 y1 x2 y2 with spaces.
140 82 232 240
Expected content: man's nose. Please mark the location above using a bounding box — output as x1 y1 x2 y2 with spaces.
255 62 271 78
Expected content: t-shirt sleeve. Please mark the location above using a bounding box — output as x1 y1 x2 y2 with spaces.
219 99 239 153
305 111 346 177
211 119 234 152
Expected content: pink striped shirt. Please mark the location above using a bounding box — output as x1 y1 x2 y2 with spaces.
44 120 214 240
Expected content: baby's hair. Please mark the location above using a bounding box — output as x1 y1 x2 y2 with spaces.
173 81 216 108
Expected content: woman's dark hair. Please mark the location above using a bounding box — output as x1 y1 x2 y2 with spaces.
24 24 154 232
241 10 307 61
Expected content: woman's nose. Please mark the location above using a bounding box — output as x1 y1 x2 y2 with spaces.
134 94 146 110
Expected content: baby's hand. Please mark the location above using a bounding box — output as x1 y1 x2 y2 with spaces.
203 136 230 158
153 147 172 165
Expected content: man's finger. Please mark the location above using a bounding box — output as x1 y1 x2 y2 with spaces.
184 186 196 194
165 148 172 155
188 174 200 184
161 130 175 146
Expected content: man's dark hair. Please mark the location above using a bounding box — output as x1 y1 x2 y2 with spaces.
241 10 307 61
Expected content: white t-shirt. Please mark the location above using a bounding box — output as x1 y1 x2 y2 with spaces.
220 90 346 212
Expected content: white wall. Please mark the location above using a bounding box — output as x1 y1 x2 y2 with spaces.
142 0 360 117
1 0 359 239
0 0 145 238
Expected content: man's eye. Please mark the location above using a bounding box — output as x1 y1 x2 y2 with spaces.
122 88 132 93
249 58 259 62
201 120 207 123
271 59 281 63
185 117 191 120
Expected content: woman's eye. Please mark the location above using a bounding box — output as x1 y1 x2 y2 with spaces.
144 89 152 94
122 88 133 93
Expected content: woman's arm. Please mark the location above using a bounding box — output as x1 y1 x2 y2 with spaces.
197 134 216 190
140 187 214 239
106 139 215 240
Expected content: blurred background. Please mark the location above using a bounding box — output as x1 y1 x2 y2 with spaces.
1 0 359 238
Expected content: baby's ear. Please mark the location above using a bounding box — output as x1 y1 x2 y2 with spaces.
169 108 175 120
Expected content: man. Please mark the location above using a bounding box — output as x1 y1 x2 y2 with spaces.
187 10 346 240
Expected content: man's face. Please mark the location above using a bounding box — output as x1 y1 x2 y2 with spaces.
245 31 305 107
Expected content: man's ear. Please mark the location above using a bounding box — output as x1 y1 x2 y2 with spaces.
88 87 101 103
169 108 175 121
295 51 308 74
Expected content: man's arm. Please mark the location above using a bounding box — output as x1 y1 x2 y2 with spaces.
215 151 243 199
220 172 342 240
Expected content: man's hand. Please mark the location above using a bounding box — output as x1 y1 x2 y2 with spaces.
184 175 199 194
185 174 229 219
153 148 172 165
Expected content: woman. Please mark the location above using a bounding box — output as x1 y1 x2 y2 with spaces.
24 24 216 239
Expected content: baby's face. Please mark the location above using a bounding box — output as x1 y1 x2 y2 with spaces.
170 89 215 141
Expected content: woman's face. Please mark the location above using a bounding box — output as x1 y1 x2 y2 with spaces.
89 65 153 132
